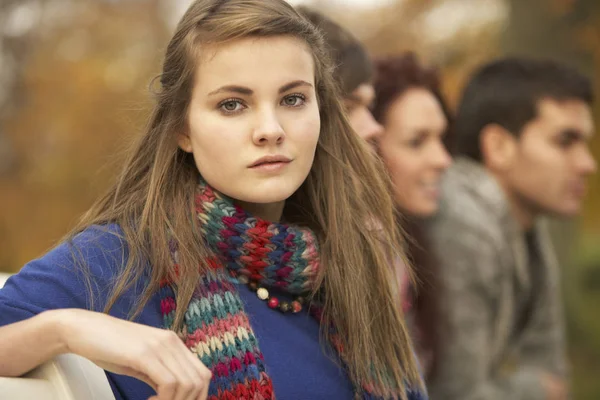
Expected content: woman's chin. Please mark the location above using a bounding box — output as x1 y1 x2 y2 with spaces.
228 179 304 205
398 200 440 219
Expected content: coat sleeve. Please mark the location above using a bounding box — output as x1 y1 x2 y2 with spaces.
516 226 568 381
427 217 547 400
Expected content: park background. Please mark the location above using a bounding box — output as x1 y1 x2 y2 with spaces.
0 0 598 397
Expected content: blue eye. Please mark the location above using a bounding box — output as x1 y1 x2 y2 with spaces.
282 94 306 107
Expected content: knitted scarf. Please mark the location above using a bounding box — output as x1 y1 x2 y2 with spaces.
159 181 425 400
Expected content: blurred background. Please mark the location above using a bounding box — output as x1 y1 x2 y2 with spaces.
0 0 598 397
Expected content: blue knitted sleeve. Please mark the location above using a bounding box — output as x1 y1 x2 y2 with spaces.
0 224 154 325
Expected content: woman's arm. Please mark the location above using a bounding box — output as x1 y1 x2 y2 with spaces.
0 308 212 400
0 226 211 400
0 309 67 377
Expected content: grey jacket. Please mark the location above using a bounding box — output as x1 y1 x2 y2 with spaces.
426 157 568 400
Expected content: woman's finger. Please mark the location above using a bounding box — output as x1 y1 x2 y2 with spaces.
159 335 201 400
179 341 212 392
198 380 210 400
136 354 178 400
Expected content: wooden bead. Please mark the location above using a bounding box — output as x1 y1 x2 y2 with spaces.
257 287 269 300
279 301 291 313
291 300 302 313
268 297 279 309
247 282 307 315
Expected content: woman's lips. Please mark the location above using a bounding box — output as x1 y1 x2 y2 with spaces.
250 161 291 172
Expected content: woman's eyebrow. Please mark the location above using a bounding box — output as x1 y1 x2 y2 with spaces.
208 85 253 96
278 80 313 94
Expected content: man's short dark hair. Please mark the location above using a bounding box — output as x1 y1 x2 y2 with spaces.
453 57 593 161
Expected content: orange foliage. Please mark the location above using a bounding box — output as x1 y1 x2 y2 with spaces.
0 0 599 272
0 1 168 271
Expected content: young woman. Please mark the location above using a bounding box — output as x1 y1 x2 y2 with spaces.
372 53 453 378
0 1 425 399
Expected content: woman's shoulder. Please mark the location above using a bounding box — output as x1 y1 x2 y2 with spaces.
67 223 127 253
0 224 134 321
16 223 130 282
46 223 127 264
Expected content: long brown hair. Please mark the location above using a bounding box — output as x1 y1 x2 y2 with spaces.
67 0 420 396
373 52 453 379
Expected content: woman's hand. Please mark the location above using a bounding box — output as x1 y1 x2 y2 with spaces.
56 309 211 400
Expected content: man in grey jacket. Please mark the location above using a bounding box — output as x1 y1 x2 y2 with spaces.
428 58 596 400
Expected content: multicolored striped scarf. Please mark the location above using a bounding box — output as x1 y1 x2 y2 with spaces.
159 181 425 400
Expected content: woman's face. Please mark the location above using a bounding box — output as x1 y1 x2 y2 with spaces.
378 87 452 217
178 36 320 213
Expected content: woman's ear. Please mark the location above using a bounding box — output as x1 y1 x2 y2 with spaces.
480 123 517 171
177 133 193 153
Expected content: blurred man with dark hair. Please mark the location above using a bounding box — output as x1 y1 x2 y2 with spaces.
428 58 596 400
297 6 383 145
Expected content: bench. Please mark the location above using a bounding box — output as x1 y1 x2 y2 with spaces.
0 272 115 399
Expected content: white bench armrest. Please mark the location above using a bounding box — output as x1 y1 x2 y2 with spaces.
0 354 115 400
0 273 115 399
